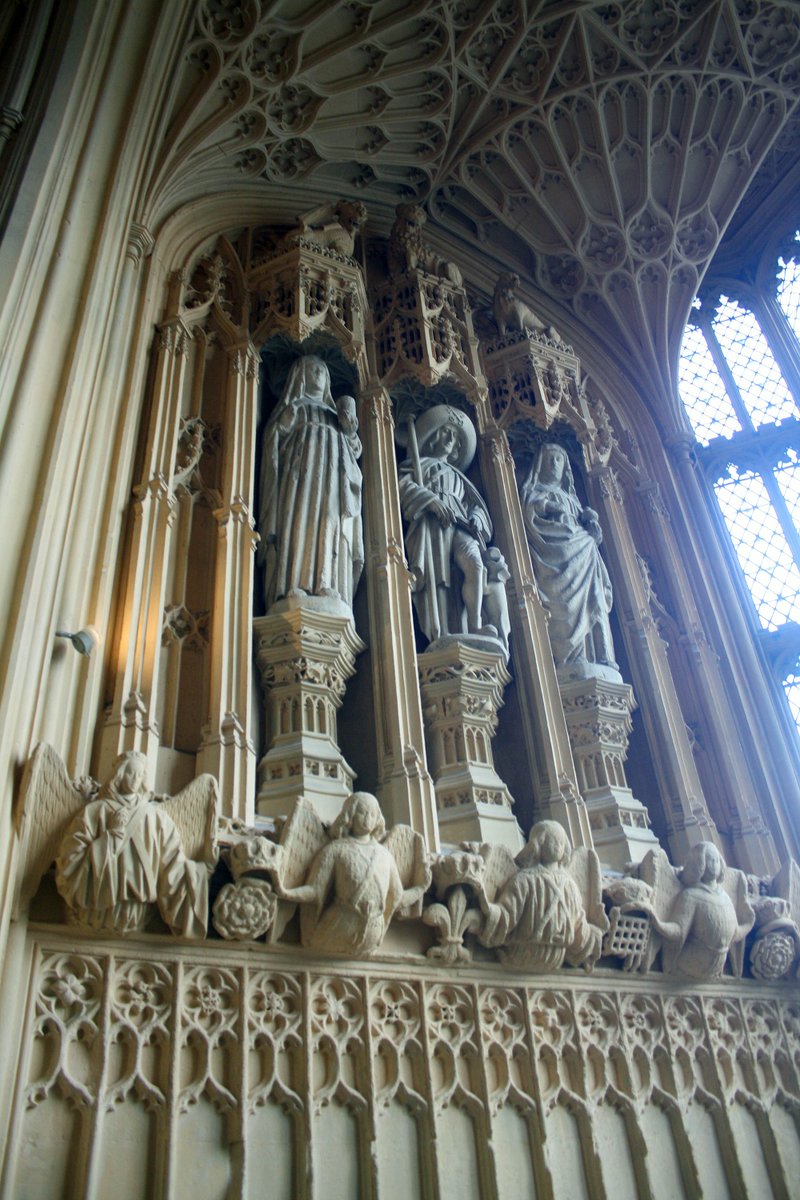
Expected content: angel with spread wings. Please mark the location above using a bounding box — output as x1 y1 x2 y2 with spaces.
266 792 430 956
467 821 608 971
17 745 219 939
622 842 754 979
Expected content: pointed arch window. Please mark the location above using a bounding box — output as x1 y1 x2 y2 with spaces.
678 232 800 726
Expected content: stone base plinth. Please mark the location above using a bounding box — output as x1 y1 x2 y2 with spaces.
559 675 659 870
254 604 365 822
419 638 523 852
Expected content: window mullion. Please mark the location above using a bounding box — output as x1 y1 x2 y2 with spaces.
700 314 754 433
755 290 800 404
762 469 800 573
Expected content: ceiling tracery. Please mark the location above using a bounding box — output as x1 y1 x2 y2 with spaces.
141 0 800 421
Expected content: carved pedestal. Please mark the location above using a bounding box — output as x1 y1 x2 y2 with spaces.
559 675 659 869
253 603 365 822
418 639 523 851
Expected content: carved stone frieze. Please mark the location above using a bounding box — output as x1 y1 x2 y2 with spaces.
16 936 800 1199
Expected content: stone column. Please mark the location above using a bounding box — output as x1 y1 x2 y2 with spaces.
588 463 721 861
663 437 785 874
559 675 659 869
196 343 259 821
418 638 523 851
478 422 593 850
359 385 439 847
253 600 365 822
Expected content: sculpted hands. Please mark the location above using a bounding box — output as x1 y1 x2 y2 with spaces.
426 497 454 526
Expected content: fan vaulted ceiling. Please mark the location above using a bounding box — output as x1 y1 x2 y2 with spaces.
141 0 800 416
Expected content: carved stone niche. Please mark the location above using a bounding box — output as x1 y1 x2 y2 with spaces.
253 600 365 822
559 676 658 869
418 639 523 851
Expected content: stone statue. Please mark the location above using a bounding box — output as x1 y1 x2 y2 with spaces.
474 821 607 971
16 743 219 937
624 842 755 979
520 442 618 678
492 272 559 340
258 355 364 613
398 404 510 651
282 199 367 257
387 203 463 285
268 793 430 955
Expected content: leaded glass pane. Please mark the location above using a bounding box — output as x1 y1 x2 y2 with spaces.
712 296 797 428
677 322 740 444
714 466 800 629
774 450 800 535
782 670 800 729
777 235 800 341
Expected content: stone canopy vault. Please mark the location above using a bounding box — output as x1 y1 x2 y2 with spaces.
2 1 800 1197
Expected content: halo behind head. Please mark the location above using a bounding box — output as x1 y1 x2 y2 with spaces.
411 404 476 471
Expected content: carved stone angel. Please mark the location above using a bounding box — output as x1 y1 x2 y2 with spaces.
472 820 608 971
17 744 219 939
268 793 430 955
623 842 755 979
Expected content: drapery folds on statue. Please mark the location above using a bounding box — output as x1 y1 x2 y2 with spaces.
520 442 617 677
258 355 364 613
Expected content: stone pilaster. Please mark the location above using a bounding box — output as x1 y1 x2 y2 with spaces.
253 601 365 822
559 675 659 869
418 638 523 851
97 320 190 781
196 344 259 821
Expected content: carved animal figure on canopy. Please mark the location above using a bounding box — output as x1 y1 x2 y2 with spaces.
492 272 559 340
16 744 218 938
283 199 367 257
268 793 430 955
625 842 754 979
258 355 364 613
397 404 510 651
520 442 618 679
472 820 607 971
387 203 463 285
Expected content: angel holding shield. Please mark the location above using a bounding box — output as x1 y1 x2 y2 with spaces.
13 746 220 939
